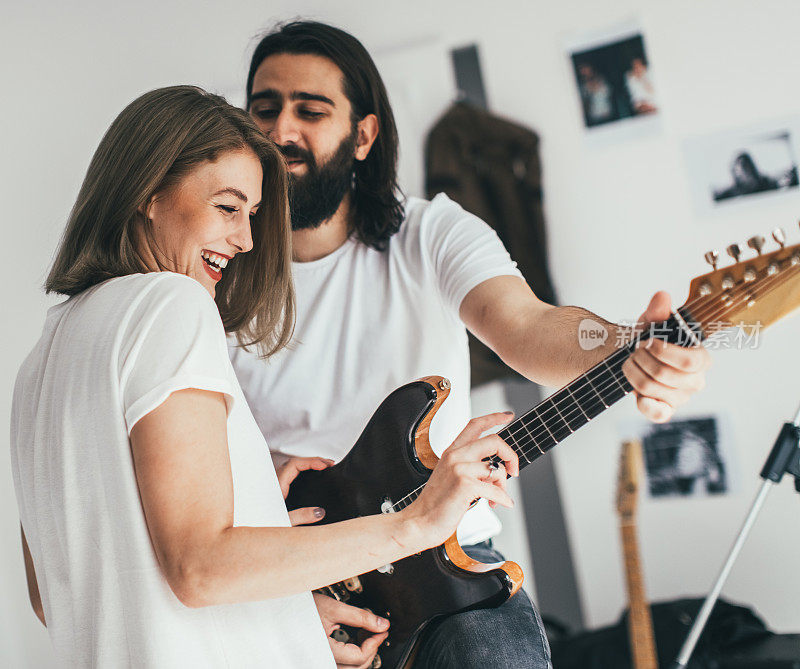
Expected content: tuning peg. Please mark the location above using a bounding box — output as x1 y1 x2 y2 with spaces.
747 235 766 255
772 228 786 248
726 243 742 263
704 250 719 270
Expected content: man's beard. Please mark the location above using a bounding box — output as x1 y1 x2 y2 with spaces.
282 129 358 231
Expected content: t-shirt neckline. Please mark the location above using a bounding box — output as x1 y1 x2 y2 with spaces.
292 236 357 272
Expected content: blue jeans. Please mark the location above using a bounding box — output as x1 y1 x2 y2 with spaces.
412 542 552 668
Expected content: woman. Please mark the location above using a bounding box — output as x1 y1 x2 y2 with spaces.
10 86 517 667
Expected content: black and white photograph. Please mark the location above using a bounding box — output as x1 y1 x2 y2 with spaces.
621 416 736 500
685 119 800 214
567 24 658 130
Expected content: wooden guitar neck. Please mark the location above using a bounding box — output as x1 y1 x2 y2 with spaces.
618 439 658 669
620 522 658 669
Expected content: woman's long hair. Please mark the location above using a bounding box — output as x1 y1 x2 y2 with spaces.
45 85 294 358
246 20 404 251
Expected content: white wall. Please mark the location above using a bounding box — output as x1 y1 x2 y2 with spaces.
3 0 800 665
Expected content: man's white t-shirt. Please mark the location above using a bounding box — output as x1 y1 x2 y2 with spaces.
230 194 523 545
11 272 334 668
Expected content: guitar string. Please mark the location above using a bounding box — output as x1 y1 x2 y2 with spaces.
389 258 800 511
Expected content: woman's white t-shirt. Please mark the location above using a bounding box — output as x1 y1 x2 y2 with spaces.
10 272 334 668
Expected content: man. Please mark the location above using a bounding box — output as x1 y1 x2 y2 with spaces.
229 21 710 669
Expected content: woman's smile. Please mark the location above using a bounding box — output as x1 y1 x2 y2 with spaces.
200 249 231 282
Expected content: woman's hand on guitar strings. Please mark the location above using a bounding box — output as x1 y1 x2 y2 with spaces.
276 456 335 526
404 412 519 548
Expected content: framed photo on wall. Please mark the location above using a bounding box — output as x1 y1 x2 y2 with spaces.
565 19 660 141
684 117 800 215
620 414 738 500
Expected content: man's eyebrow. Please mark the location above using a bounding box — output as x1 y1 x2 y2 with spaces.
249 88 335 107
291 91 335 106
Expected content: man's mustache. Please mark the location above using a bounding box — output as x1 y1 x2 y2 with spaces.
278 144 315 166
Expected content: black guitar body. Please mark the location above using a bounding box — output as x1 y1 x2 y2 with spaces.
285 378 517 669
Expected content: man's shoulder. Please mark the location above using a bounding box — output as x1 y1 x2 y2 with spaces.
403 193 462 222
395 193 469 243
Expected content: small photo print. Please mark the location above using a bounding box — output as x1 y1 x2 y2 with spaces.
623 416 734 499
685 122 800 213
567 24 658 130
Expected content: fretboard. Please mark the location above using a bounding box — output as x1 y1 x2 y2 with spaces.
494 309 701 472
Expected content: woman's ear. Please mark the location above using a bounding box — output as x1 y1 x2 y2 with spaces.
138 195 158 221
354 114 379 162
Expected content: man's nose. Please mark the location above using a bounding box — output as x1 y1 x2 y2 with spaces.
269 109 300 145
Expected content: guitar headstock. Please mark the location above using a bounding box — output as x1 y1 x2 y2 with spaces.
616 439 643 520
684 226 800 335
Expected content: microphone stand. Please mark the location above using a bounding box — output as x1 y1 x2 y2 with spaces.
671 403 800 668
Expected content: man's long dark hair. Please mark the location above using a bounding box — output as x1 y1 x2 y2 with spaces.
246 20 404 251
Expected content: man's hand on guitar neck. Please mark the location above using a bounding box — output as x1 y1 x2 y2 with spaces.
460 276 711 424
623 291 711 423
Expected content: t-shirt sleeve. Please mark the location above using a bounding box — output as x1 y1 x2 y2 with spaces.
421 194 524 312
118 275 236 434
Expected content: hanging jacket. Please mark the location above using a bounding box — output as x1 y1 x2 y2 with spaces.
425 102 557 387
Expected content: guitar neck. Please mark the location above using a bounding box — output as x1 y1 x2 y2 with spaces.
495 308 701 472
620 521 658 669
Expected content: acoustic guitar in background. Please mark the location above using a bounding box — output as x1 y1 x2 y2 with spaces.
617 439 659 669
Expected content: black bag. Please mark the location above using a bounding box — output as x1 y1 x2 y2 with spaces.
550 597 773 668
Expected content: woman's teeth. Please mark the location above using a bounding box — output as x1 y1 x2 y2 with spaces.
201 250 228 270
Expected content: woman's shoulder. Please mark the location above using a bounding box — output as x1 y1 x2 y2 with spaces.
100 272 211 301
87 272 214 317
79 273 221 339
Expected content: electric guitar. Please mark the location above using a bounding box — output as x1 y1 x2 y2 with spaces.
617 439 658 669
286 230 800 669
